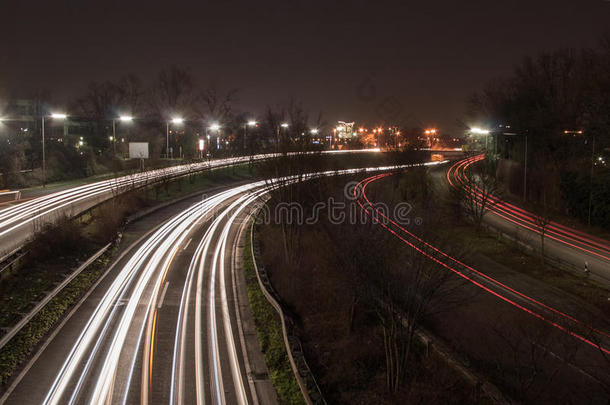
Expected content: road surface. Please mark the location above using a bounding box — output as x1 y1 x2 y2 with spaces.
1 161 442 404
0 149 383 261
355 172 610 398
447 155 610 283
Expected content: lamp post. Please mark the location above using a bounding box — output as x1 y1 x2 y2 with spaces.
41 113 67 188
523 133 528 201
277 123 288 151
112 115 133 156
587 133 596 227
166 117 184 159
210 123 221 150
471 127 490 152
245 120 256 150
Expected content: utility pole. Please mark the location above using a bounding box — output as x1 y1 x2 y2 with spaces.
112 119 116 155
41 116 45 188
588 134 596 226
523 133 528 201
166 122 170 159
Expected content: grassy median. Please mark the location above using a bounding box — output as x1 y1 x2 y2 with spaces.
243 224 305 405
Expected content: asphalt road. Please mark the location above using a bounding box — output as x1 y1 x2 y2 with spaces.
2 161 442 405
0 149 387 261
356 172 610 400
447 155 610 283
1 181 281 405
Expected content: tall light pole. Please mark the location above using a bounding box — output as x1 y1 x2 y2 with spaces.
587 133 596 226
277 123 288 151
210 123 221 150
41 113 67 188
523 133 528 201
471 127 490 152
167 117 184 159
112 115 133 156
245 120 256 150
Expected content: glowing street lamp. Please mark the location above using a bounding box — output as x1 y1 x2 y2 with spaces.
209 123 221 149
42 112 67 187
112 115 134 156
166 117 184 158
470 127 491 150
244 120 257 149
310 128 319 135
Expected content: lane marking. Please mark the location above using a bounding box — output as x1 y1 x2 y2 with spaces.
183 238 193 251
158 282 170 309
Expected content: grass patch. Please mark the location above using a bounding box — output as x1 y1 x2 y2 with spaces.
0 243 115 386
243 224 305 405
440 223 610 314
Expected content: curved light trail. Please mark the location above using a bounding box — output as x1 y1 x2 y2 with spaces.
0 149 382 259
447 155 610 262
355 172 610 356
28 160 445 405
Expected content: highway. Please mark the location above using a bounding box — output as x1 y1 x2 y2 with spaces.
447 155 610 282
355 172 610 394
1 162 441 405
0 149 381 261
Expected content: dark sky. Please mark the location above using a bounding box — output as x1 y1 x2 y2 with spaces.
1 0 609 133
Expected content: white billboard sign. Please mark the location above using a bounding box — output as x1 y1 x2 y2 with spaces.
129 142 149 159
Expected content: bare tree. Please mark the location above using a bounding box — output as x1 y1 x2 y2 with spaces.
463 161 500 232
533 190 553 263
366 241 456 394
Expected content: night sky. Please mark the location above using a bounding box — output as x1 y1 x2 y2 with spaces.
1 0 609 133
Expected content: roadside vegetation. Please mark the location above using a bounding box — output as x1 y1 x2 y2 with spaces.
256 170 488 404
256 161 610 403
468 37 610 232
243 225 304 405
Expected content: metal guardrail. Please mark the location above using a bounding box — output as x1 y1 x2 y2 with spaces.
483 222 610 284
0 242 111 351
249 213 327 405
0 190 21 201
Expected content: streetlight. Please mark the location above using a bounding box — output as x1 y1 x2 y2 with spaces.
498 130 528 200
275 123 288 150
564 129 595 225
209 123 221 150
41 113 67 188
310 128 319 135
111 115 133 156
166 117 184 159
471 127 490 150
244 120 257 150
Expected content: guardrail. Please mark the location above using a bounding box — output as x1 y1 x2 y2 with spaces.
249 213 327 405
0 190 21 202
0 242 112 351
482 222 610 284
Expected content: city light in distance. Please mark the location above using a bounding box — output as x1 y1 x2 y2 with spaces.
51 113 67 119
119 116 134 122
470 127 489 135
171 117 184 124
210 123 221 131
310 128 319 134
281 123 289 128
247 120 257 126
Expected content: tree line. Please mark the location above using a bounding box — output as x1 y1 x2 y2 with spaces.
468 35 610 229
0 66 326 187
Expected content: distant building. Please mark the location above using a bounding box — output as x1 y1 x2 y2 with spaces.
336 121 355 139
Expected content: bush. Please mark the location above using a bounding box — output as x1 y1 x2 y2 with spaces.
30 216 85 261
